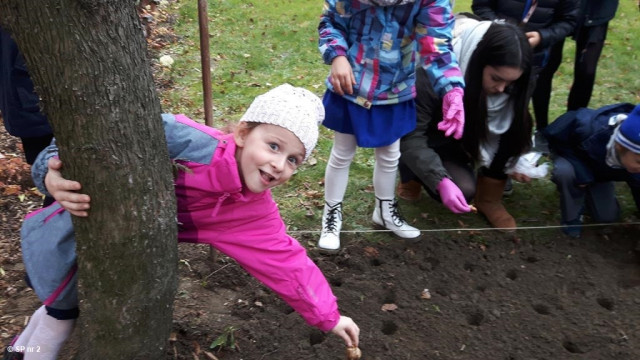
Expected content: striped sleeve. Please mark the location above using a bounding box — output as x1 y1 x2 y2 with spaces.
414 0 465 97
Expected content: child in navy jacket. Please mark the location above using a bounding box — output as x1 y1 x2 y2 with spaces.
543 103 640 237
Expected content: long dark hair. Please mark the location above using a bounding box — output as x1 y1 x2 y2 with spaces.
462 21 533 163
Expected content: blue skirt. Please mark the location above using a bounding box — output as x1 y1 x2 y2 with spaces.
322 90 416 148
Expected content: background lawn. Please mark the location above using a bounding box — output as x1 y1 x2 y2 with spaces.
153 0 640 244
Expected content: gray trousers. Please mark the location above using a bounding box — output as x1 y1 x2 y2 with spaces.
551 156 620 224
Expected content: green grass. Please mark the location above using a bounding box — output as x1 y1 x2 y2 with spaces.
154 0 640 244
158 0 327 122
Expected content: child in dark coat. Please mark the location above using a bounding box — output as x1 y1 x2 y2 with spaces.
543 103 640 237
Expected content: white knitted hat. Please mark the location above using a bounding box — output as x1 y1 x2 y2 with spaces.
240 84 324 160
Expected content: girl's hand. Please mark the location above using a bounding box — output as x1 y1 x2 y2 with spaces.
330 316 360 348
329 56 355 96
45 157 91 216
437 177 470 214
525 31 541 48
438 87 465 139
509 172 531 184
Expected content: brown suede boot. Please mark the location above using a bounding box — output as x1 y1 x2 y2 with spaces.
396 180 422 201
474 176 516 231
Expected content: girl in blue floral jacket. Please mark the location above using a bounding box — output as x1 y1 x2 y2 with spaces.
317 0 465 251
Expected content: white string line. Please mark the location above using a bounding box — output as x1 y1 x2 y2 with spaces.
288 221 640 235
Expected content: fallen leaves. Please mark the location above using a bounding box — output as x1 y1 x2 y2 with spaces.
0 156 30 187
306 156 318 166
203 351 220 360
301 189 322 199
363 246 379 258
1 185 21 196
0 146 43 201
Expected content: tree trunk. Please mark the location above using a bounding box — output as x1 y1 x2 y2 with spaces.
0 1 178 359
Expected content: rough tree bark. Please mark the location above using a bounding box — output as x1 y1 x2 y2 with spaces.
0 1 178 359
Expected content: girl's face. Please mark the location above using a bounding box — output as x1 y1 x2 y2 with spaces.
482 65 523 95
234 123 305 193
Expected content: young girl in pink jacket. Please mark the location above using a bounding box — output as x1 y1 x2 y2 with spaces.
7 84 359 360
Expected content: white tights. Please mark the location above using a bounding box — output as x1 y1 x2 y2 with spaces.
324 132 400 205
13 305 75 360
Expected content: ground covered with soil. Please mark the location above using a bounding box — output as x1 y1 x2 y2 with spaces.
2 123 640 360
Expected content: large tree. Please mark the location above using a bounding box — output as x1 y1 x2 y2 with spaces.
0 1 178 358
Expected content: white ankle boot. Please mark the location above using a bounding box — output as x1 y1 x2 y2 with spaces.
318 202 343 251
372 197 420 239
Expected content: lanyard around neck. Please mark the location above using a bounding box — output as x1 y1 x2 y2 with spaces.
521 0 538 25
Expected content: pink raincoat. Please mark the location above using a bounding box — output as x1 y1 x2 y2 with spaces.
26 114 340 331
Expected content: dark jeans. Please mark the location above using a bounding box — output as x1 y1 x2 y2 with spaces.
20 134 53 165
21 134 54 206
532 40 565 130
399 160 478 204
551 156 620 224
567 23 609 111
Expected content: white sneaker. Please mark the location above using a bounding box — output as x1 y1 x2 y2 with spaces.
318 202 342 252
372 197 420 239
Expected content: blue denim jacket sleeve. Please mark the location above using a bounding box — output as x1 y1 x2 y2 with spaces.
31 139 59 196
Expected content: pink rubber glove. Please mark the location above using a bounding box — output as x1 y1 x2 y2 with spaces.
438 87 465 140
436 177 470 214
